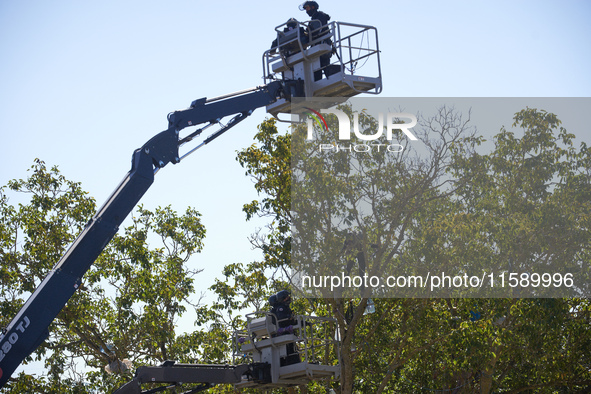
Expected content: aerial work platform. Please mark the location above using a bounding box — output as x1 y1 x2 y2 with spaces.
264 20 382 117
234 312 341 389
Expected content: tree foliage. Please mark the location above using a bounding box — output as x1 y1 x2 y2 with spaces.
225 106 591 393
1 104 590 394
1 160 207 393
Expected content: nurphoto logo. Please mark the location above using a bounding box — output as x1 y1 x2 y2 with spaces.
303 107 418 153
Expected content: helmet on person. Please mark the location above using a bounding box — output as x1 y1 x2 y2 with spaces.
299 1 319 11
268 294 277 307
286 18 298 29
276 290 291 304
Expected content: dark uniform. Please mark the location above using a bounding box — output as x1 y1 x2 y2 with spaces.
307 9 330 35
269 290 300 365
301 1 340 80
270 290 297 327
270 18 308 57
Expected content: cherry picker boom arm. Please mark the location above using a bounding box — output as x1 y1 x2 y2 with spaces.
112 361 269 394
0 81 287 388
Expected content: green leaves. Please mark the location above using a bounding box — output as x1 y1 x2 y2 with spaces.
1 160 96 296
229 108 591 393
1 161 207 392
2 105 589 393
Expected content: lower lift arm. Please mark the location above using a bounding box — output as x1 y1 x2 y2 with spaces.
0 81 287 388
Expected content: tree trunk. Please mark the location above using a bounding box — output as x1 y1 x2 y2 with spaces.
335 299 368 394
480 350 499 393
339 342 355 394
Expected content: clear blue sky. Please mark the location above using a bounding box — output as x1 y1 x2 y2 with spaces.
1 0 590 375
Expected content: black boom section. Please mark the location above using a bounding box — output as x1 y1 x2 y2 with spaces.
112 362 267 394
0 148 159 387
0 82 284 388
